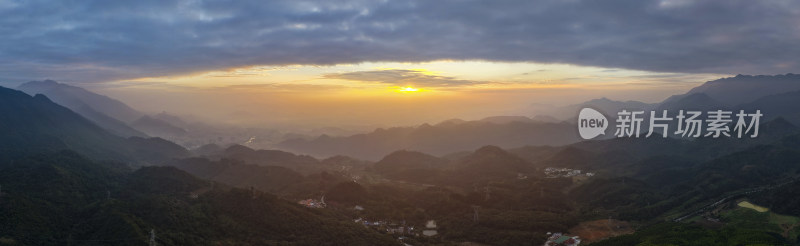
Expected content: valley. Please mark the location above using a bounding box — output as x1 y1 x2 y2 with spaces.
3 76 800 245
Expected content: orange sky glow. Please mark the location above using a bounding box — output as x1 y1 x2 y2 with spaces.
87 60 728 129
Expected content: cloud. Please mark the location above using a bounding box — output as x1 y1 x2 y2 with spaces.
217 83 351 92
1 0 799 83
323 69 485 87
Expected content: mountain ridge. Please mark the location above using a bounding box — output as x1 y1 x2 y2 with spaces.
18 80 146 138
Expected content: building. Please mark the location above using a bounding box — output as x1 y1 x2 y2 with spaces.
422 220 438 237
544 232 581 246
297 198 326 208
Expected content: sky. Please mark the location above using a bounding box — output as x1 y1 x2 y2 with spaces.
1 0 798 128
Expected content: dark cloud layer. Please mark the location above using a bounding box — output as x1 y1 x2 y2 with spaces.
1 0 798 83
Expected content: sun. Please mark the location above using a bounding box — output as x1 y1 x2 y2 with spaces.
391 86 426 94
399 87 419 92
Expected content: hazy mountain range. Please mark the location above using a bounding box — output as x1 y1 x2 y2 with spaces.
278 120 579 160
129 115 188 137
17 74 800 162
665 73 800 106
276 74 800 160
542 97 656 121
18 80 143 122
18 80 148 138
4 74 800 245
0 84 398 245
0 86 187 163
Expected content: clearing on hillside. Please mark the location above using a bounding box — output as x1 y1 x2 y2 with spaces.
569 219 634 244
738 201 769 212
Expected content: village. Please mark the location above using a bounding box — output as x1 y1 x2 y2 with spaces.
297 197 327 209
297 196 439 244
544 167 595 178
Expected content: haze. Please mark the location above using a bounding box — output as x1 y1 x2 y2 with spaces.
85 62 724 128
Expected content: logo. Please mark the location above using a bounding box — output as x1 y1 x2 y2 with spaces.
578 108 608 139
575 108 762 140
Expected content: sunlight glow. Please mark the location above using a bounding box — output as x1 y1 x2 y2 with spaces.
396 86 421 93
110 60 725 105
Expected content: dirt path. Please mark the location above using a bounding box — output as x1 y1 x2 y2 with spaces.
781 222 798 239
569 219 635 244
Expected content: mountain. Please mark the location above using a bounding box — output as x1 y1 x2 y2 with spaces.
375 150 448 172
666 73 800 106
0 86 399 244
530 114 561 123
152 111 188 128
125 136 191 163
648 75 800 134
67 103 148 138
168 157 306 194
542 97 655 120
479 116 535 124
506 115 800 182
278 120 579 160
656 92 728 112
191 143 224 156
538 146 598 169
524 74 800 124
221 144 323 174
224 144 318 165
452 145 534 179
680 137 800 198
184 144 364 178
740 89 800 125
373 150 448 182
0 86 188 163
320 155 370 174
0 86 132 160
369 145 540 186
757 117 799 137
130 115 188 137
436 118 467 125
320 155 369 167
18 80 146 137
0 151 399 245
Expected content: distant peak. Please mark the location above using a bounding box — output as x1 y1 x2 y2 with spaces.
474 145 507 155
384 149 424 157
196 143 221 149
715 73 800 82
37 79 59 84
155 111 176 117
762 117 797 129
684 92 710 99
588 97 612 102
531 114 560 123
22 80 60 87
225 144 254 152
436 118 466 126
378 149 441 164
479 115 533 124
135 115 155 121
32 93 53 102
19 80 83 91
674 93 717 103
